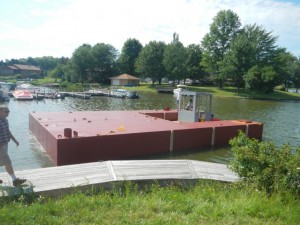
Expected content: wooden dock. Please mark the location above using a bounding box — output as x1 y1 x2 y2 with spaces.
0 160 238 197
64 92 91 99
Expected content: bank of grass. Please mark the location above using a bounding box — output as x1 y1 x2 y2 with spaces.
112 83 300 100
150 84 300 100
0 180 299 224
29 78 300 100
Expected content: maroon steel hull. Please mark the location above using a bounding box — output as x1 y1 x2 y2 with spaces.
29 110 263 166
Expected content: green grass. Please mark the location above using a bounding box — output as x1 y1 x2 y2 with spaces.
0 180 299 224
127 84 300 100
8 76 300 100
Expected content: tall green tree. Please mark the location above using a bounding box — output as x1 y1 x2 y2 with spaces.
34 56 60 72
272 48 297 90
201 10 241 88
242 24 279 92
135 41 166 84
63 60 76 82
290 57 300 92
244 24 278 67
118 38 143 75
185 44 207 85
71 44 93 84
244 65 278 93
48 64 65 81
222 32 256 92
91 43 118 82
163 33 187 84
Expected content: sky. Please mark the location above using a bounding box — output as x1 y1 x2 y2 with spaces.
0 0 300 61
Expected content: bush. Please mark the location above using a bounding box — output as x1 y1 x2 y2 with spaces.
229 131 300 197
275 85 286 91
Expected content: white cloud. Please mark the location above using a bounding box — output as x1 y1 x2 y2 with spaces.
0 0 299 60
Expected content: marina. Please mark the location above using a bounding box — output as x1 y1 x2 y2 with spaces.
0 89 299 173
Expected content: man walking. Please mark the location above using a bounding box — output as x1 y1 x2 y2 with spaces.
0 105 26 186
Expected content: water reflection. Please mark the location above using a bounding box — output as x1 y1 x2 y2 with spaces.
1 92 299 172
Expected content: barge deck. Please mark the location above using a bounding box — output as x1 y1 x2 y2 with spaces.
29 110 263 166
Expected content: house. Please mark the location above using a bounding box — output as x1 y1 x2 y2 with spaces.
0 65 18 75
0 64 41 76
109 74 140 86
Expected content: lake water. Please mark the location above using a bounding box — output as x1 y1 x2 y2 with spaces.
1 92 300 172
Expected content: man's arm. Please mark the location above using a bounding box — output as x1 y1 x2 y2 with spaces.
10 132 19 146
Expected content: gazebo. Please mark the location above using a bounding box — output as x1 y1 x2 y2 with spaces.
109 74 139 86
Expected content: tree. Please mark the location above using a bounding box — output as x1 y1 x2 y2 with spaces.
135 41 166 84
244 65 278 93
272 49 297 91
118 38 143 75
163 33 187 84
63 60 76 82
91 43 118 83
71 44 93 84
244 24 278 67
241 24 279 92
185 44 207 85
222 32 256 92
34 56 60 72
290 57 300 92
48 64 65 82
201 10 241 88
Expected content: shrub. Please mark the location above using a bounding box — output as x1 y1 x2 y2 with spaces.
229 131 300 197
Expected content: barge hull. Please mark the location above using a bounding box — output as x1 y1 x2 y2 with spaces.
29 110 263 166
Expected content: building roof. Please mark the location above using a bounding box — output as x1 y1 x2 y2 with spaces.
7 65 19 70
110 74 139 80
13 64 41 71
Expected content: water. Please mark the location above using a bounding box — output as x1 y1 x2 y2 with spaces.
1 92 300 172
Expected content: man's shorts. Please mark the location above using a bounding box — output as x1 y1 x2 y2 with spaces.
0 144 11 166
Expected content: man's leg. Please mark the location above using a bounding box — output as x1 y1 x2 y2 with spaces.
5 163 16 179
5 163 26 186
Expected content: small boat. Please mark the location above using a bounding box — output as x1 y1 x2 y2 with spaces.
12 90 34 100
33 92 45 100
126 90 139 99
15 83 40 93
69 92 91 99
0 82 10 102
110 89 127 98
44 92 65 99
87 84 104 96
173 84 188 100
0 89 10 102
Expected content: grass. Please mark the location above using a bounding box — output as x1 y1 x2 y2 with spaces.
126 84 300 100
0 180 299 224
7 76 300 100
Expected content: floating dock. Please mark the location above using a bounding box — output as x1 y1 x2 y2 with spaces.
29 110 263 166
0 160 238 197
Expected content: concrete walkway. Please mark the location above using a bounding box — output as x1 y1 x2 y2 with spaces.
0 160 238 197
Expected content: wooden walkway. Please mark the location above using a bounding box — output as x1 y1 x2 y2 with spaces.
0 160 238 197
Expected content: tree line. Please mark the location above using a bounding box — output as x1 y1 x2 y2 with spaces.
1 10 300 93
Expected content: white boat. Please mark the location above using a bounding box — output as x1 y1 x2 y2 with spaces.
0 82 10 102
12 90 34 100
126 90 139 99
110 89 127 98
44 91 65 99
173 84 188 100
87 85 104 96
15 83 40 93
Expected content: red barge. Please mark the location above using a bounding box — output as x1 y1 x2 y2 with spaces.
29 92 263 166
